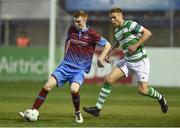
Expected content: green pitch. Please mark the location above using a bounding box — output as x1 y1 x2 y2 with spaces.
0 81 180 127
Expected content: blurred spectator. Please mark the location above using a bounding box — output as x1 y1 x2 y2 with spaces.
16 31 30 48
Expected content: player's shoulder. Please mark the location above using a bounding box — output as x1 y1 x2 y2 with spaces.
124 19 140 30
87 27 101 37
124 19 136 26
68 25 76 32
88 27 99 34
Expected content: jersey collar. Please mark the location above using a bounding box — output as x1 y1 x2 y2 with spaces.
80 26 89 32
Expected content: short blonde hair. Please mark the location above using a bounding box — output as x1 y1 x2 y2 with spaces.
109 8 122 14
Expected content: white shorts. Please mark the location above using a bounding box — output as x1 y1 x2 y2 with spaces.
116 57 150 82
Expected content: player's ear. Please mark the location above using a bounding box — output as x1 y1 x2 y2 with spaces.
84 17 87 22
119 12 123 18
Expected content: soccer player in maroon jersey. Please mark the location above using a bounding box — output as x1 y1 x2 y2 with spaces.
19 10 111 123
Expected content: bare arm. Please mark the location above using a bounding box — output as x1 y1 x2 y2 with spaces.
64 40 70 58
128 27 152 54
97 42 111 67
105 42 120 63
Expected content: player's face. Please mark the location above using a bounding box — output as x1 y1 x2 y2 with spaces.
109 12 123 27
74 16 87 30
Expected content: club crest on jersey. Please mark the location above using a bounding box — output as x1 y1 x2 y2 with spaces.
70 39 88 47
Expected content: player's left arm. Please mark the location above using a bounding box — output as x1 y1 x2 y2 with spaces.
97 37 111 67
128 22 152 54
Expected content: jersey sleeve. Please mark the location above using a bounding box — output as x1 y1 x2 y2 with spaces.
91 30 108 47
65 33 69 43
65 26 72 43
97 37 108 47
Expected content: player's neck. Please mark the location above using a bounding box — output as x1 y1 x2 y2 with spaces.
80 25 88 32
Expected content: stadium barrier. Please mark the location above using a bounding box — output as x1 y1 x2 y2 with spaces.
1 47 180 87
0 47 48 81
0 47 132 83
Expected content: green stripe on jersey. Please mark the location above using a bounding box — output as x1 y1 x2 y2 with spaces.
114 20 147 62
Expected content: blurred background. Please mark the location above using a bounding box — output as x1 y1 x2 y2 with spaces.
0 0 180 87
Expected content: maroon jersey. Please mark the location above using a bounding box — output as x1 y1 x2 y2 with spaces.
61 25 107 73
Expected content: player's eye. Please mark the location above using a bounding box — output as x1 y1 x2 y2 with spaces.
110 16 115 20
75 20 81 23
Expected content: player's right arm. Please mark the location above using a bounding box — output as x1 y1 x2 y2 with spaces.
90 29 111 67
105 42 120 63
97 37 111 67
64 27 72 57
127 20 152 54
64 35 70 56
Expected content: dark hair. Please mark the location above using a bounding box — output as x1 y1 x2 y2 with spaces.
109 8 122 14
73 10 88 18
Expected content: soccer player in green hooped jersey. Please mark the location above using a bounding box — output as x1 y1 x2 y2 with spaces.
83 8 168 117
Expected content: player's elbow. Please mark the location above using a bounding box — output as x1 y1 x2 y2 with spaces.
145 29 152 38
148 30 152 37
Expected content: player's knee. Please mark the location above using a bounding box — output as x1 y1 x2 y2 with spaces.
105 76 114 84
70 86 79 93
44 83 55 91
44 76 57 91
70 88 79 93
70 83 80 93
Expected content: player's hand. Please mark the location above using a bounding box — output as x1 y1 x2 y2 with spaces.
97 59 104 68
128 44 138 54
105 56 112 63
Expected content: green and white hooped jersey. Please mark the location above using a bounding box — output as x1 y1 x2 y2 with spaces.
114 20 147 62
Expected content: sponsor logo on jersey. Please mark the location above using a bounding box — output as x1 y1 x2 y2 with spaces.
83 34 89 39
70 39 88 47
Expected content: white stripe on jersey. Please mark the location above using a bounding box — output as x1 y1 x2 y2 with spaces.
120 35 137 45
129 22 137 31
115 28 129 41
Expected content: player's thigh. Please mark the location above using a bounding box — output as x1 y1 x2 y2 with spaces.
70 71 84 93
51 64 69 87
44 76 57 91
131 58 150 82
105 66 125 84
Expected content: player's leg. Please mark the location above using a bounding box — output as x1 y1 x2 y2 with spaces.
32 76 57 109
70 71 84 123
71 83 80 113
138 82 168 113
31 64 69 110
83 66 126 117
70 82 83 123
19 76 57 120
19 64 68 121
138 81 163 100
134 58 168 113
96 66 125 110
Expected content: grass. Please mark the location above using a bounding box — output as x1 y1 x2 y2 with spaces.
0 81 180 127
